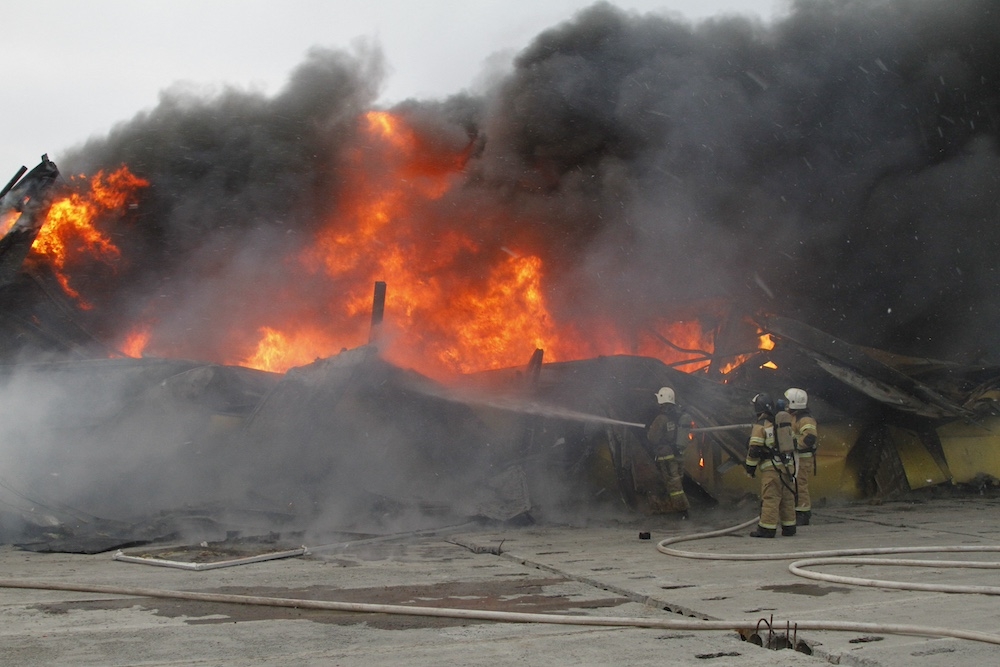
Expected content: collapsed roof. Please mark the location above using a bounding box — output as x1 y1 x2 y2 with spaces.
3 157 1000 553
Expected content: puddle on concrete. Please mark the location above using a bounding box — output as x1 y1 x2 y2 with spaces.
30 577 631 630
911 646 955 656
759 583 851 596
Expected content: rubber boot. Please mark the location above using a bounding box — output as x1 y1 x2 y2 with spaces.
749 526 776 538
796 510 811 526
781 525 797 537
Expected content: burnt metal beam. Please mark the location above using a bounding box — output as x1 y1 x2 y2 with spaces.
368 281 386 344
0 165 28 202
761 314 971 420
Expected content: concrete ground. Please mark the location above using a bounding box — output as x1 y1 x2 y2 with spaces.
1 496 998 666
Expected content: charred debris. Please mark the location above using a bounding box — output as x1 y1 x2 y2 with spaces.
0 155 104 361
2 157 1000 554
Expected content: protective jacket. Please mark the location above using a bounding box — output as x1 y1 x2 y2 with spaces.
745 412 796 530
791 409 819 516
744 414 778 470
648 404 689 463
792 410 818 453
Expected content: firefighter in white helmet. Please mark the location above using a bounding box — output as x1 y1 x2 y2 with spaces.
744 392 796 537
647 386 690 518
785 387 818 525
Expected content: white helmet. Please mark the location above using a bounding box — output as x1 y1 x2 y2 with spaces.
784 387 808 410
655 386 675 405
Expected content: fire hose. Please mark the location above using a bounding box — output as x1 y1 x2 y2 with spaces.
0 576 831 633
2 516 1000 648
656 515 1000 644
1 572 999 646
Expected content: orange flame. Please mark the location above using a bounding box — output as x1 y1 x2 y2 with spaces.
241 326 335 373
31 167 148 304
55 115 757 380
717 330 777 376
279 109 554 377
234 111 727 377
121 325 152 358
0 210 21 235
427 254 554 374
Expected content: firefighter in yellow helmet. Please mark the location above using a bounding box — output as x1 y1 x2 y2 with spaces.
647 386 690 518
785 387 819 526
744 392 796 537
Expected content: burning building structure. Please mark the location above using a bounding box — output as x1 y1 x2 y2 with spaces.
1 0 999 550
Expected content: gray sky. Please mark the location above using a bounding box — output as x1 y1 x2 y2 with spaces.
1 0 783 177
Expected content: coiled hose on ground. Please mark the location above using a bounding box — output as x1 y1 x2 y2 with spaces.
1 514 999 646
656 515 1000 644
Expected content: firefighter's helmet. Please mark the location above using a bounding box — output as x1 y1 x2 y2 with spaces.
784 387 808 410
655 386 675 405
751 392 774 415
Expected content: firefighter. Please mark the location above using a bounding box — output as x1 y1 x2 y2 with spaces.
785 387 819 526
744 392 796 537
647 386 690 518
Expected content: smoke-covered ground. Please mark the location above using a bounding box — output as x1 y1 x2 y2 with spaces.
0 349 653 547
60 0 1000 365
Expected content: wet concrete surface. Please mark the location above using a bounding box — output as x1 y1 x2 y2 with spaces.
1 497 998 666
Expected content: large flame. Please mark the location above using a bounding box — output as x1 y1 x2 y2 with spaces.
59 113 767 379
30 167 148 304
255 110 727 377
252 109 568 377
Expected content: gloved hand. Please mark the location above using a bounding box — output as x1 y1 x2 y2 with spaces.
744 463 757 478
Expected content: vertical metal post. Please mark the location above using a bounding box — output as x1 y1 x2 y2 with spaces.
526 348 544 387
369 281 386 344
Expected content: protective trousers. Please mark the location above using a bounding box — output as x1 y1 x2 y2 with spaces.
658 457 690 513
758 466 795 530
795 452 813 512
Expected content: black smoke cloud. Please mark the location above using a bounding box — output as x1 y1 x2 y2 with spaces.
62 44 389 360
62 0 1000 363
